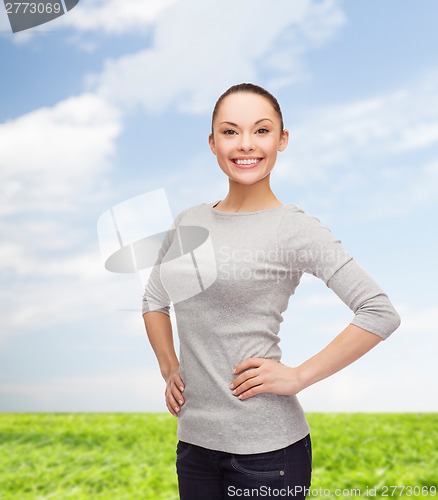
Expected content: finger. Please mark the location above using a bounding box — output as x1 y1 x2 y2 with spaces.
166 400 178 417
232 376 262 396
174 373 185 393
166 390 182 415
165 392 178 417
233 357 265 375
237 384 264 401
231 367 259 389
171 384 185 406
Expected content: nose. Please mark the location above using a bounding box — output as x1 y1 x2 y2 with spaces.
238 132 254 152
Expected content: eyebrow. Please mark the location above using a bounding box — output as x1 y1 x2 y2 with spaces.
219 118 274 127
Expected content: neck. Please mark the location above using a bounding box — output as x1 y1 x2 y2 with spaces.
217 177 282 212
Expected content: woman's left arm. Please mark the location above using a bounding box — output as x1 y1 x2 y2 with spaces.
231 254 401 400
230 323 383 400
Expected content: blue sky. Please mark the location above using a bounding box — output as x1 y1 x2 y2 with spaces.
1 0 437 413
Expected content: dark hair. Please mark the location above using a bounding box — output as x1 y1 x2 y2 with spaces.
211 83 284 134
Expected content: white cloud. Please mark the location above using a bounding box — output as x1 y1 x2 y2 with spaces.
360 159 438 219
0 247 174 346
0 93 121 215
277 72 438 187
60 0 180 34
292 303 438 411
0 248 145 346
90 0 345 114
0 92 125 346
0 0 180 42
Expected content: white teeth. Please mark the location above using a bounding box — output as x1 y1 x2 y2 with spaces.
235 159 259 165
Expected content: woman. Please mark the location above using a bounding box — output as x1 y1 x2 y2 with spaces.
142 83 401 499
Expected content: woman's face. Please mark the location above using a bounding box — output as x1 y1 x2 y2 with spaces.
209 92 288 185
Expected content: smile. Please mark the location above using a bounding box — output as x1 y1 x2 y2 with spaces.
232 158 262 167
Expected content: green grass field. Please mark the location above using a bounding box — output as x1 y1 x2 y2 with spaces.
0 413 436 499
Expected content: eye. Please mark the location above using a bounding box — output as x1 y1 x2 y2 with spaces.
223 129 237 135
256 128 270 134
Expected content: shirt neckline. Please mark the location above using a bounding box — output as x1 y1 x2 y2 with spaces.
210 200 289 216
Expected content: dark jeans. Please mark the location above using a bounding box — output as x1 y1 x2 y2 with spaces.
176 434 312 499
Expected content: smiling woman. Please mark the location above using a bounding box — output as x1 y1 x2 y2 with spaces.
142 83 401 500
208 84 289 202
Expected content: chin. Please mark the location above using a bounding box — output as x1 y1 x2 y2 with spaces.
232 177 267 186
230 171 271 183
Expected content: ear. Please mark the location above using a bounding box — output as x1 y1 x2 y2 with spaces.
208 133 217 156
278 129 289 152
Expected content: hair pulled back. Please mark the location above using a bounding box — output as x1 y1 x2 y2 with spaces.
211 83 284 134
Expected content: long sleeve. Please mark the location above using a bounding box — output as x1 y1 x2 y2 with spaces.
278 208 401 340
141 207 190 316
326 259 401 339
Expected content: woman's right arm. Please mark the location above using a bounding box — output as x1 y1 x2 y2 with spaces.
143 311 185 417
142 208 192 417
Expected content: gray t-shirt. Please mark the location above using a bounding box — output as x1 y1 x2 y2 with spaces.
142 201 401 454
